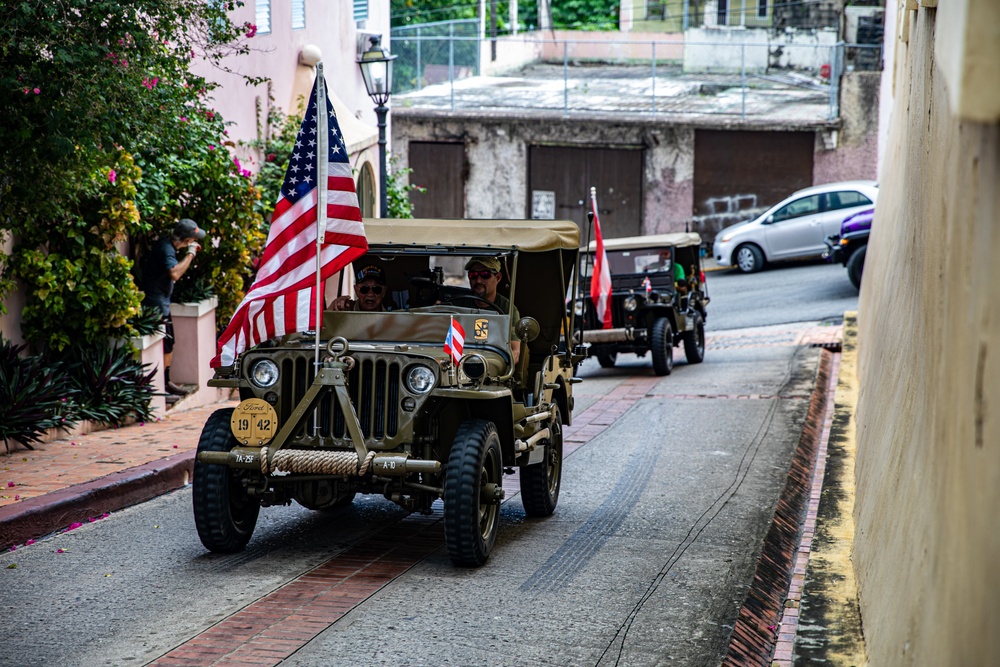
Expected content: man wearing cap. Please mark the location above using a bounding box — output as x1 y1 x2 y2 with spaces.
465 256 521 364
139 218 206 398
330 264 390 312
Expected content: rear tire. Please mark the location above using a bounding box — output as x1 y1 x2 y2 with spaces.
596 351 617 368
193 408 260 553
847 244 867 289
734 244 765 273
651 317 674 376
519 405 563 517
683 313 706 364
444 420 503 567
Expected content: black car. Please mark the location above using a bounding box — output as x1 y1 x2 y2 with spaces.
824 207 874 289
573 233 709 376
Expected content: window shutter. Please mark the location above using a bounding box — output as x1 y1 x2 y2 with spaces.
292 0 305 29
256 0 271 34
353 0 368 23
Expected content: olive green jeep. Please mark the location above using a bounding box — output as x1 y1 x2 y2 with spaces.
193 218 583 566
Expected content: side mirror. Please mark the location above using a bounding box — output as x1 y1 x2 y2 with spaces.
515 316 540 343
765 214 775 224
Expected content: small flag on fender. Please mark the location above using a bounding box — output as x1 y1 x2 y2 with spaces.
642 276 652 294
444 316 465 365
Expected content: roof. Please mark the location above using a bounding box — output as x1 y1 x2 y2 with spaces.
363 218 581 252
586 232 703 252
789 180 879 198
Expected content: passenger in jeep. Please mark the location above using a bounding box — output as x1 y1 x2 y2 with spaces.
465 256 520 363
330 264 390 312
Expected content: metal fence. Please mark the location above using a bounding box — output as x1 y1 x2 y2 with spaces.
388 31 882 121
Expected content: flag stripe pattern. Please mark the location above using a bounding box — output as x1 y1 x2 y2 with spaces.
212 74 368 368
444 316 465 365
590 192 614 330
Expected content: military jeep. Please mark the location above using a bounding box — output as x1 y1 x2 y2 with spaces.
193 218 583 567
573 233 709 375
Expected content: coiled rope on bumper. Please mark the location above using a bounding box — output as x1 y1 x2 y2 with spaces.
260 447 377 477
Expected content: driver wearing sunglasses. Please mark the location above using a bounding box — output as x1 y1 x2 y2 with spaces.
465 256 520 364
330 264 390 312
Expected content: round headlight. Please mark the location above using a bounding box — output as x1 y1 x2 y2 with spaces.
250 359 279 388
405 365 436 394
460 354 487 381
574 300 585 317
624 296 638 312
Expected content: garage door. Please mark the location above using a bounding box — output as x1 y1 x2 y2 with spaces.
528 145 643 242
408 142 465 218
693 130 813 219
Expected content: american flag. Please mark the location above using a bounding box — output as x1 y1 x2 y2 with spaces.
589 191 613 330
444 316 465 365
211 69 368 368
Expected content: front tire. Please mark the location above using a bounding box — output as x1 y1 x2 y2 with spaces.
651 317 674 376
734 244 765 273
847 244 867 289
683 312 706 364
520 405 563 517
596 351 617 368
193 408 260 553
444 420 503 567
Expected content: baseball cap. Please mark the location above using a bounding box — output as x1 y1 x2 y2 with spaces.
174 218 206 240
355 264 386 284
464 256 502 273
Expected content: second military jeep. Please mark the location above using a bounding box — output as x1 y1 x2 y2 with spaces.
194 218 583 567
574 233 709 375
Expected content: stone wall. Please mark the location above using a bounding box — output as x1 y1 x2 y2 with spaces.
853 2 1000 665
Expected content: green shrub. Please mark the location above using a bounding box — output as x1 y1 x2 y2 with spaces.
58 344 158 427
0 339 77 452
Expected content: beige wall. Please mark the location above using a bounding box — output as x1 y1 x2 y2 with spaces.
853 2 1000 665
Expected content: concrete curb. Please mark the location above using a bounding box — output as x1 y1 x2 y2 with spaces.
0 451 195 550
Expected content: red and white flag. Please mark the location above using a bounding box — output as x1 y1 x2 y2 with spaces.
211 69 367 367
444 316 465 365
589 191 613 330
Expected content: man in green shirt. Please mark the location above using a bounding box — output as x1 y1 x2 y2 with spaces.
465 256 521 364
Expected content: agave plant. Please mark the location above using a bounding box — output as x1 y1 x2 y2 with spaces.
60 344 158 427
0 339 77 453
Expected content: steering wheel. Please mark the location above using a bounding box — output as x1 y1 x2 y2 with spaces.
440 293 504 313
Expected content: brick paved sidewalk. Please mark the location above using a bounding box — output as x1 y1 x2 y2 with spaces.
0 397 236 549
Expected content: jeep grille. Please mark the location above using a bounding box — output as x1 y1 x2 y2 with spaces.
278 355 401 441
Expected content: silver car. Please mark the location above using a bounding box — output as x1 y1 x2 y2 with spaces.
713 180 878 273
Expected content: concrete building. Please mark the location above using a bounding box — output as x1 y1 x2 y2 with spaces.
390 8 883 246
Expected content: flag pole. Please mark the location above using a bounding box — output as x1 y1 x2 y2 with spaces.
314 62 330 374
580 187 595 349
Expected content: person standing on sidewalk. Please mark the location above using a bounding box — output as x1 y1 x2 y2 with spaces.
139 218 206 400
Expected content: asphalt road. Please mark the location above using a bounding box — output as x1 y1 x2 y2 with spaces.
0 265 848 667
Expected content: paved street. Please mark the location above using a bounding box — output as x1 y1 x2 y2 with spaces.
0 262 854 667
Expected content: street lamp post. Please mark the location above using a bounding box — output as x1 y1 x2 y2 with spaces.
358 35 396 218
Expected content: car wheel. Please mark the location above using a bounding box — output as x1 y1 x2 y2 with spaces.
193 408 260 553
734 244 765 273
651 317 674 376
847 244 867 290
683 312 706 365
444 419 503 567
519 405 563 518
596 351 617 368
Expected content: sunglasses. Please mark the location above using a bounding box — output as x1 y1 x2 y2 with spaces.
357 285 384 295
467 270 496 280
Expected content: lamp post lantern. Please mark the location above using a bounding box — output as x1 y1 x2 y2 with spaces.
358 35 396 218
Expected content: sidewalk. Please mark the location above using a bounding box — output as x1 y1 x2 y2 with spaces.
0 395 236 550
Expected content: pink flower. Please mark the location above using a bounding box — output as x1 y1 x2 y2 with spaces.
6 482 14 488
65 522 83 531
208 144 215 151
56 548 66 553
139 422 145 427
13 495 19 501
25 539 35 546
266 153 276 162
33 88 39 94
142 77 159 90
108 169 117 184
245 23 257 38
206 110 215 119
23 88 29 95
180 116 188 122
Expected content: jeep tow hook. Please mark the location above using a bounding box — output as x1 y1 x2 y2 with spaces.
483 482 505 504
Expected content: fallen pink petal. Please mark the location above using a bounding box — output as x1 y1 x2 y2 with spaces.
56 548 65 553
6 481 14 488
25 539 35 546
65 522 83 531
9 545 16 551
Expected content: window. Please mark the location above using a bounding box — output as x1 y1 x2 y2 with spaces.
353 0 368 23
357 162 376 218
757 0 768 19
772 194 820 222
255 0 271 34
825 191 874 212
292 0 305 29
